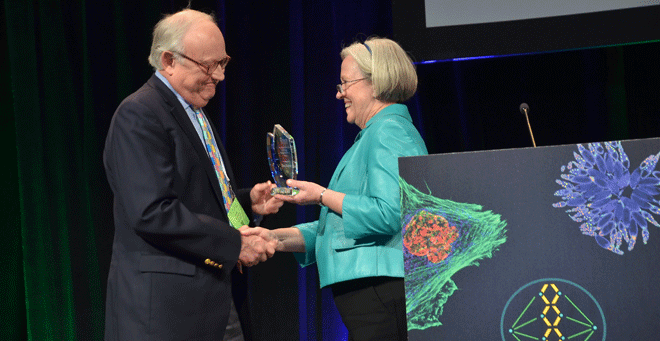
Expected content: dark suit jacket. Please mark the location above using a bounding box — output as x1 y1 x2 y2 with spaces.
103 74 252 340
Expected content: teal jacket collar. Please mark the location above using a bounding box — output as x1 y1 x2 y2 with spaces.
355 103 412 142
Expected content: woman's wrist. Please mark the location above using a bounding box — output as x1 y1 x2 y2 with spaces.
318 187 327 206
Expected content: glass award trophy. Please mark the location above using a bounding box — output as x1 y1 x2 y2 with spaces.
267 124 299 195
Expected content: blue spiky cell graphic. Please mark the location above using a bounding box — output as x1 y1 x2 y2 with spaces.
553 142 660 255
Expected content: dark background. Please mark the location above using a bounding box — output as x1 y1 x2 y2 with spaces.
2 0 659 340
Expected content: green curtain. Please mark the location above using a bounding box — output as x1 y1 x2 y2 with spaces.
5 1 101 339
1 0 163 338
1 2 25 339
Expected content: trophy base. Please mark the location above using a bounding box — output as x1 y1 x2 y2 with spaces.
271 187 299 196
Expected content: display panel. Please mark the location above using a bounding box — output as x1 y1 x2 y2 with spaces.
400 137 660 340
392 0 660 61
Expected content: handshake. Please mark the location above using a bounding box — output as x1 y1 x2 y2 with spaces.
237 226 279 268
235 179 312 269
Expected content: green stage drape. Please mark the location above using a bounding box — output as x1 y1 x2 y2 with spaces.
1 2 25 340
5 1 106 339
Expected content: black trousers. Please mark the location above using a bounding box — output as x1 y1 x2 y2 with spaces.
331 276 408 341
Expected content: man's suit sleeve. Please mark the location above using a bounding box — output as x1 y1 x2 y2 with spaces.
104 99 241 267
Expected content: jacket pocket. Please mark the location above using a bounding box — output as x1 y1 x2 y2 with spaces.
332 236 376 251
139 254 196 276
327 213 377 251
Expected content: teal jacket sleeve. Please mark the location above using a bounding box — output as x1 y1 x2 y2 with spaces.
292 219 320 267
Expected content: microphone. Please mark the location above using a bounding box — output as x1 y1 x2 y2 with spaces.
519 103 536 147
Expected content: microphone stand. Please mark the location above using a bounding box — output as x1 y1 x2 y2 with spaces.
520 103 536 147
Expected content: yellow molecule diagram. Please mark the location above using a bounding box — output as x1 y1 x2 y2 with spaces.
540 284 562 338
500 278 605 341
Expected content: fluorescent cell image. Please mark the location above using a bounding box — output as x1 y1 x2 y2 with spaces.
403 210 459 263
553 142 660 255
400 178 507 331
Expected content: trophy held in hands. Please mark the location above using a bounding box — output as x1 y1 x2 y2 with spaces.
267 124 299 195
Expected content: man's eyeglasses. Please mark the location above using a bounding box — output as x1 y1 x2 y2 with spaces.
336 77 367 94
172 51 231 75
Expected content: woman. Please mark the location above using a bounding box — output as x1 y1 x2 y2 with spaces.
244 37 427 340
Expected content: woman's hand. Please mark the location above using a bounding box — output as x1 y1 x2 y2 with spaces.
274 179 325 205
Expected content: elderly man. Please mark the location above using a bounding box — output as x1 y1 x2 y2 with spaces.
103 9 281 340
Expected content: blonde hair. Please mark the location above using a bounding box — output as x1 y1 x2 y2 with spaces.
148 9 216 70
340 37 417 103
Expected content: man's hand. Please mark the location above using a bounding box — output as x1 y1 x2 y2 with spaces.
238 226 277 267
250 181 284 215
241 226 280 251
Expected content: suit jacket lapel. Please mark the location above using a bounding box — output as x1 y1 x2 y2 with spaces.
147 75 227 212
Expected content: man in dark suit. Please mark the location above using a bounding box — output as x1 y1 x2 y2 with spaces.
103 9 281 340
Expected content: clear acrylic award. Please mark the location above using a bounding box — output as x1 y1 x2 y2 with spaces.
267 124 299 195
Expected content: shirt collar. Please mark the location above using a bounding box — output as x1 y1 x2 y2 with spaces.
155 71 196 112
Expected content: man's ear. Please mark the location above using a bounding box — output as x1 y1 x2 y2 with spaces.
161 51 175 75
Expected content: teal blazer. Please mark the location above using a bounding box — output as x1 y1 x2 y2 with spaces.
295 104 428 288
